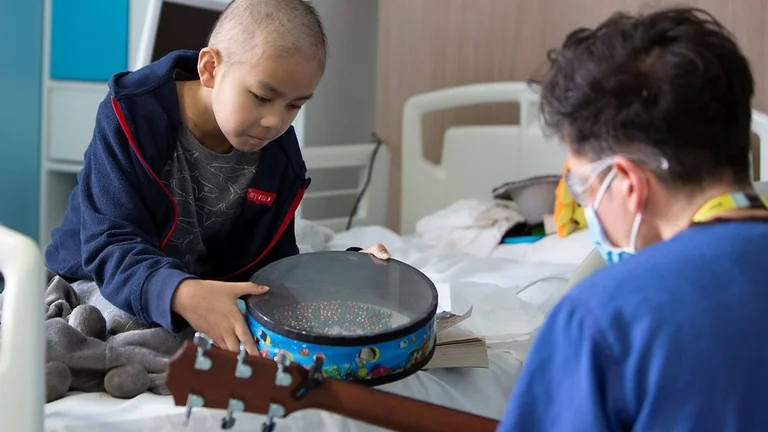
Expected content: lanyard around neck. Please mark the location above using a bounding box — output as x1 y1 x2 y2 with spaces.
691 192 768 223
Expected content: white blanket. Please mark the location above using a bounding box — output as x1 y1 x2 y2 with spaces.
414 200 525 257
295 218 337 253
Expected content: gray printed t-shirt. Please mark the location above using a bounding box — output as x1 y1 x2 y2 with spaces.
160 127 261 276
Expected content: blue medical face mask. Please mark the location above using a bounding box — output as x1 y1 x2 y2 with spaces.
583 168 643 265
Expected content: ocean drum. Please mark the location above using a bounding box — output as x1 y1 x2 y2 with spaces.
245 251 439 386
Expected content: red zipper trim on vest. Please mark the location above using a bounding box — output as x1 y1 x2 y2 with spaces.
111 97 179 251
219 187 306 280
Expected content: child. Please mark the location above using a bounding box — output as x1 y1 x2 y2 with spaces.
44 0 389 355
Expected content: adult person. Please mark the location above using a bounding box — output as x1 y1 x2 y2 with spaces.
498 7 768 431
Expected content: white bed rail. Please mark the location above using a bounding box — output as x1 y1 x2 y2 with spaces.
400 82 565 234
399 82 768 234
0 225 45 431
300 142 390 232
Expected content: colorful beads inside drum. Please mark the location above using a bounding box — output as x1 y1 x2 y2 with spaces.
271 301 395 336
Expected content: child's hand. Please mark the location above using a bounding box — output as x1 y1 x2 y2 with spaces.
171 279 269 356
360 243 391 260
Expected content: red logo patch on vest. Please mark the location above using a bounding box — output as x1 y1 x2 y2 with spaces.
247 188 276 206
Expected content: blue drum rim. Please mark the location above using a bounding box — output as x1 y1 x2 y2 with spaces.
244 252 439 347
374 340 436 386
247 314 438 387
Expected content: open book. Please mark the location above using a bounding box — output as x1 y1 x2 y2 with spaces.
424 307 489 369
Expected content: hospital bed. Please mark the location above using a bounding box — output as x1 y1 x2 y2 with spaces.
4 82 768 431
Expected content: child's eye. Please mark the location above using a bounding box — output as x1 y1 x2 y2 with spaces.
288 104 302 110
254 94 271 103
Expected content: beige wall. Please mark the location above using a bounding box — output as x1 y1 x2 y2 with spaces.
376 0 768 230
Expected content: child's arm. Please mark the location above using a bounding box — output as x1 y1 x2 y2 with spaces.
77 95 193 332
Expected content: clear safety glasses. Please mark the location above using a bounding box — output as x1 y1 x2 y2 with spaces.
564 155 669 206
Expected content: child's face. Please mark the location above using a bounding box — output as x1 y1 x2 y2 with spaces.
204 51 324 152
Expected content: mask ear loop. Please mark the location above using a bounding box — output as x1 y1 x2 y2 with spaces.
592 168 618 209
626 169 651 252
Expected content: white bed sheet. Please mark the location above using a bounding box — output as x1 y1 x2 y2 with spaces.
491 229 595 265
44 225 589 432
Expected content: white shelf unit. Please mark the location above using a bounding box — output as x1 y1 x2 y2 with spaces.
38 0 382 249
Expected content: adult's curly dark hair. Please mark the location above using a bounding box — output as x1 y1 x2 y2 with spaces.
533 7 755 188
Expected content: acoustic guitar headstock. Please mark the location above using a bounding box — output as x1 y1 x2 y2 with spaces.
166 333 327 431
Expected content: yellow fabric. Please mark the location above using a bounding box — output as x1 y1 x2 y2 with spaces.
553 159 587 237
691 192 768 222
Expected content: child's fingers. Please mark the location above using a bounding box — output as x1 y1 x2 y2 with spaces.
220 331 242 353
234 317 260 356
364 243 391 259
229 282 270 296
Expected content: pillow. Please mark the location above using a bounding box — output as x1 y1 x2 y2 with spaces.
553 159 587 237
492 175 561 224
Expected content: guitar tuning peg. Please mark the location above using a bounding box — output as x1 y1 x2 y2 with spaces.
311 353 325 373
274 350 292 387
234 342 252 379
275 350 290 366
194 332 213 350
291 354 326 400
193 332 213 371
220 398 244 430
261 403 285 432
183 393 204 426
261 419 277 432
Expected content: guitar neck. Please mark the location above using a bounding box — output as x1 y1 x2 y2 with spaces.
312 379 499 432
164 338 499 432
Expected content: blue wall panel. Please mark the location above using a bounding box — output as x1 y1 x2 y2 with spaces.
0 0 44 241
50 0 129 81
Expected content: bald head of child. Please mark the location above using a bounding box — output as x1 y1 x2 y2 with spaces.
207 0 327 67
180 0 327 154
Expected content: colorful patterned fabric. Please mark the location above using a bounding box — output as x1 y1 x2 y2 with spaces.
554 160 587 237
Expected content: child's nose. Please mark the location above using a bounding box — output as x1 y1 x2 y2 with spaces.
260 113 281 130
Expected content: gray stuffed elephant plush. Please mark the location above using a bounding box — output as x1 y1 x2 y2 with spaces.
1 276 190 402
44 306 186 402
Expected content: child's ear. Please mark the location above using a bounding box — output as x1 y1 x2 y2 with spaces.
197 47 221 89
